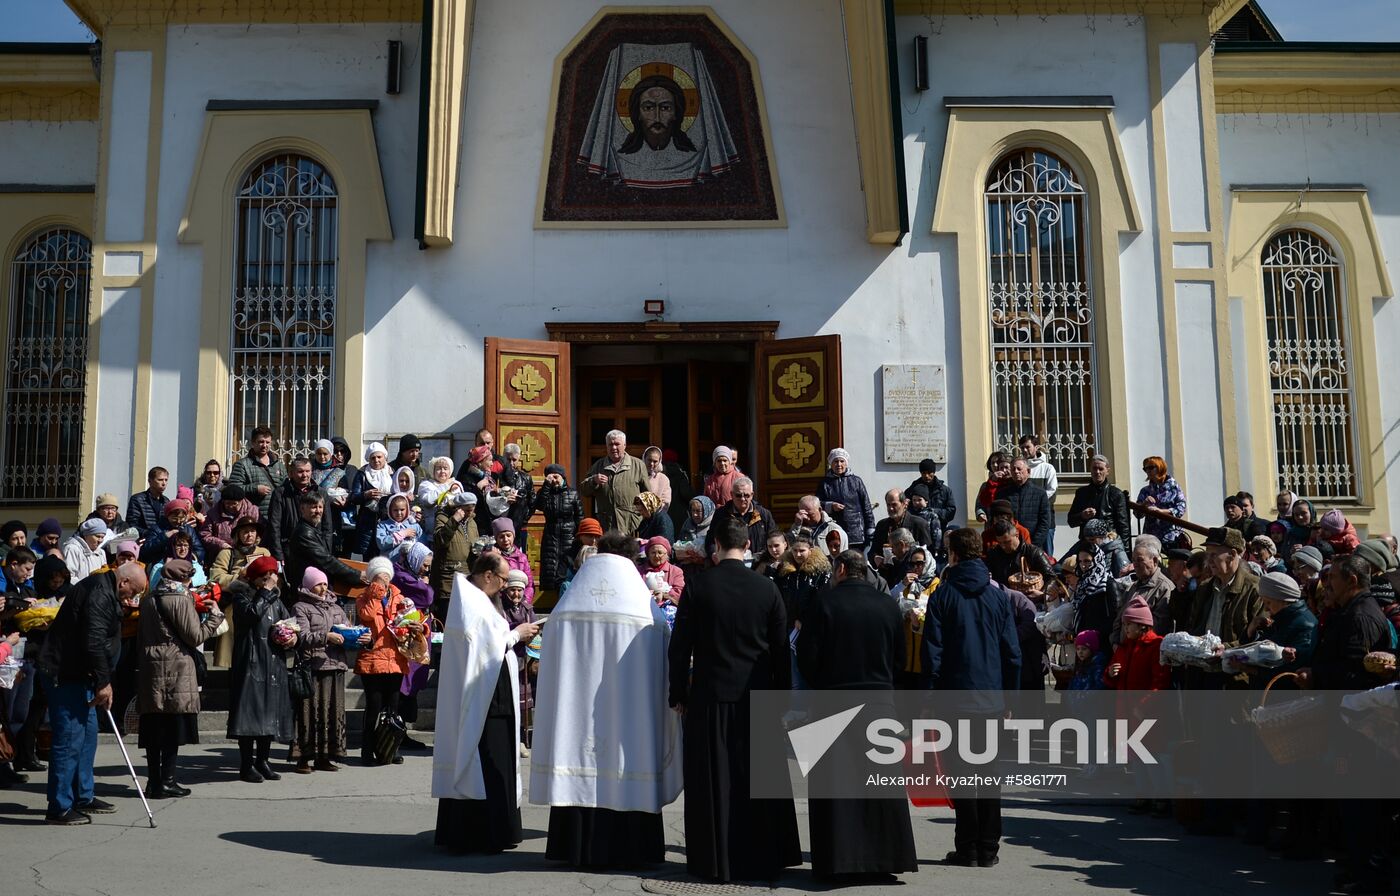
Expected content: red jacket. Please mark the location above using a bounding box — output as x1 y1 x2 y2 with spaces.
1105 629 1171 691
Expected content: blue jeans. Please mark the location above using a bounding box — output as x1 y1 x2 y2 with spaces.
43 675 97 815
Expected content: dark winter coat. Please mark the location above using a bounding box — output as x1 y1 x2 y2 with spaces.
637 511 675 544
139 522 206 566
287 519 362 593
921 559 1022 712
775 563 832 631
907 475 957 528
1068 480 1131 541
816 471 874 546
1312 592 1393 691
868 513 934 561
1257 602 1318 677
125 490 168 537
226 582 294 740
533 483 582 590
797 577 903 691
37 570 123 689
496 464 536 547
137 582 225 714
227 454 288 518
267 479 333 561
999 480 1052 551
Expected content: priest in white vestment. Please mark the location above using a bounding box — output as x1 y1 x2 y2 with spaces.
531 532 682 867
433 553 539 854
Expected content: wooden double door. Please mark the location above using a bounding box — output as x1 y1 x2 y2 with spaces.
483 334 843 521
575 363 748 482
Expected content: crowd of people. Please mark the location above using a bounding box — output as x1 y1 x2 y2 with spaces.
1 424 1397 892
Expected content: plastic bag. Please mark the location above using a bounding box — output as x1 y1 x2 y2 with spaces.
1035 602 1076 638
1160 630 1223 668
0 661 21 689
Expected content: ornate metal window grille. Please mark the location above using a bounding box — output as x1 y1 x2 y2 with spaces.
1263 229 1357 501
2 228 92 503
231 154 338 465
985 148 1098 478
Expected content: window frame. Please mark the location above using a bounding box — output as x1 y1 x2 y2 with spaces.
1 225 93 504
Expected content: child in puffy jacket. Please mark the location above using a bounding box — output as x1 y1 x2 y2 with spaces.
1315 509 1360 556
375 494 423 561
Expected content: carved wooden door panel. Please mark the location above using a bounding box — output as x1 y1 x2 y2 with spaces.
484 337 572 482
754 335 843 521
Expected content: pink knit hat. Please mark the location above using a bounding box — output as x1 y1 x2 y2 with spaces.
1121 598 1154 626
1074 630 1100 651
1320 509 1347 535
301 566 329 591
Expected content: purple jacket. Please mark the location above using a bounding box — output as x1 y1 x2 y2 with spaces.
501 547 535 605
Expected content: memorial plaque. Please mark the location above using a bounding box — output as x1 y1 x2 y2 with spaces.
882 364 946 464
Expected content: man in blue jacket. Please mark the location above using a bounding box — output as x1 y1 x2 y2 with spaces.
922 526 1021 869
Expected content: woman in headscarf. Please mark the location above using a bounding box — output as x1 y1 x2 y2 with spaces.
642 446 672 511
816 448 875 553
1281 499 1317 558
137 557 224 798
1134 456 1187 547
227 555 295 782
677 495 716 572
637 535 686 603
147 529 208 595
312 439 351 554
633 491 673 543
458 445 499 528
392 541 436 751
207 516 268 667
501 569 537 756
431 492 480 619
417 456 464 535
376 493 423 561
497 444 536 550
1071 544 1116 653
702 445 743 507
291 567 358 772
890 545 938 689
329 437 358 557
350 442 394 558
532 464 582 603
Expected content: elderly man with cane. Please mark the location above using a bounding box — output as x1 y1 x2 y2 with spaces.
36 562 149 824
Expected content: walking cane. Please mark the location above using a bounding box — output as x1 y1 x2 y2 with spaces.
103 708 156 828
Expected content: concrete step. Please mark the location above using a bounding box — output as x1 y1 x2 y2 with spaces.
96 729 436 748
194 707 435 733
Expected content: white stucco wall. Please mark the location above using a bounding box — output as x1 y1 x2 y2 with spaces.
1218 112 1400 523
146 22 421 486
0 120 97 185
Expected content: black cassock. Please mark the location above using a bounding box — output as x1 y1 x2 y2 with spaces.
545 806 665 868
434 660 523 854
669 559 802 882
796 577 918 876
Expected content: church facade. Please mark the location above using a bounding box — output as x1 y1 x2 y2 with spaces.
2 0 1398 539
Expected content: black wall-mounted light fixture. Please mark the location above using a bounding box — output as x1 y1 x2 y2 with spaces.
386 40 403 95
913 35 929 92
644 299 665 318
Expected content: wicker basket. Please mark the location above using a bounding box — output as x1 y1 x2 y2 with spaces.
1007 555 1045 596
1249 672 1325 765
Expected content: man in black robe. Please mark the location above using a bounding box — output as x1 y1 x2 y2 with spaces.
433 553 540 853
796 550 917 878
669 518 800 882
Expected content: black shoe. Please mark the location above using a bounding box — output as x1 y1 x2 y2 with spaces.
76 798 117 815
977 855 1000 868
145 782 170 799
15 757 46 772
0 766 28 787
401 736 428 751
163 782 191 798
46 809 91 825
239 767 264 784
943 851 977 867
253 761 281 781
391 754 404 765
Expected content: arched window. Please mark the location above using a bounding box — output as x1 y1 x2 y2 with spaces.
2 227 92 503
231 153 338 464
1262 229 1356 501
985 147 1097 477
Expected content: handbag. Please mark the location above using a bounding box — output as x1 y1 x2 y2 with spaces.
1007 554 1045 596
288 659 314 701
372 709 407 765
155 592 208 687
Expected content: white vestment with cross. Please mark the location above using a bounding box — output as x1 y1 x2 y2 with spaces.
529 552 682 812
